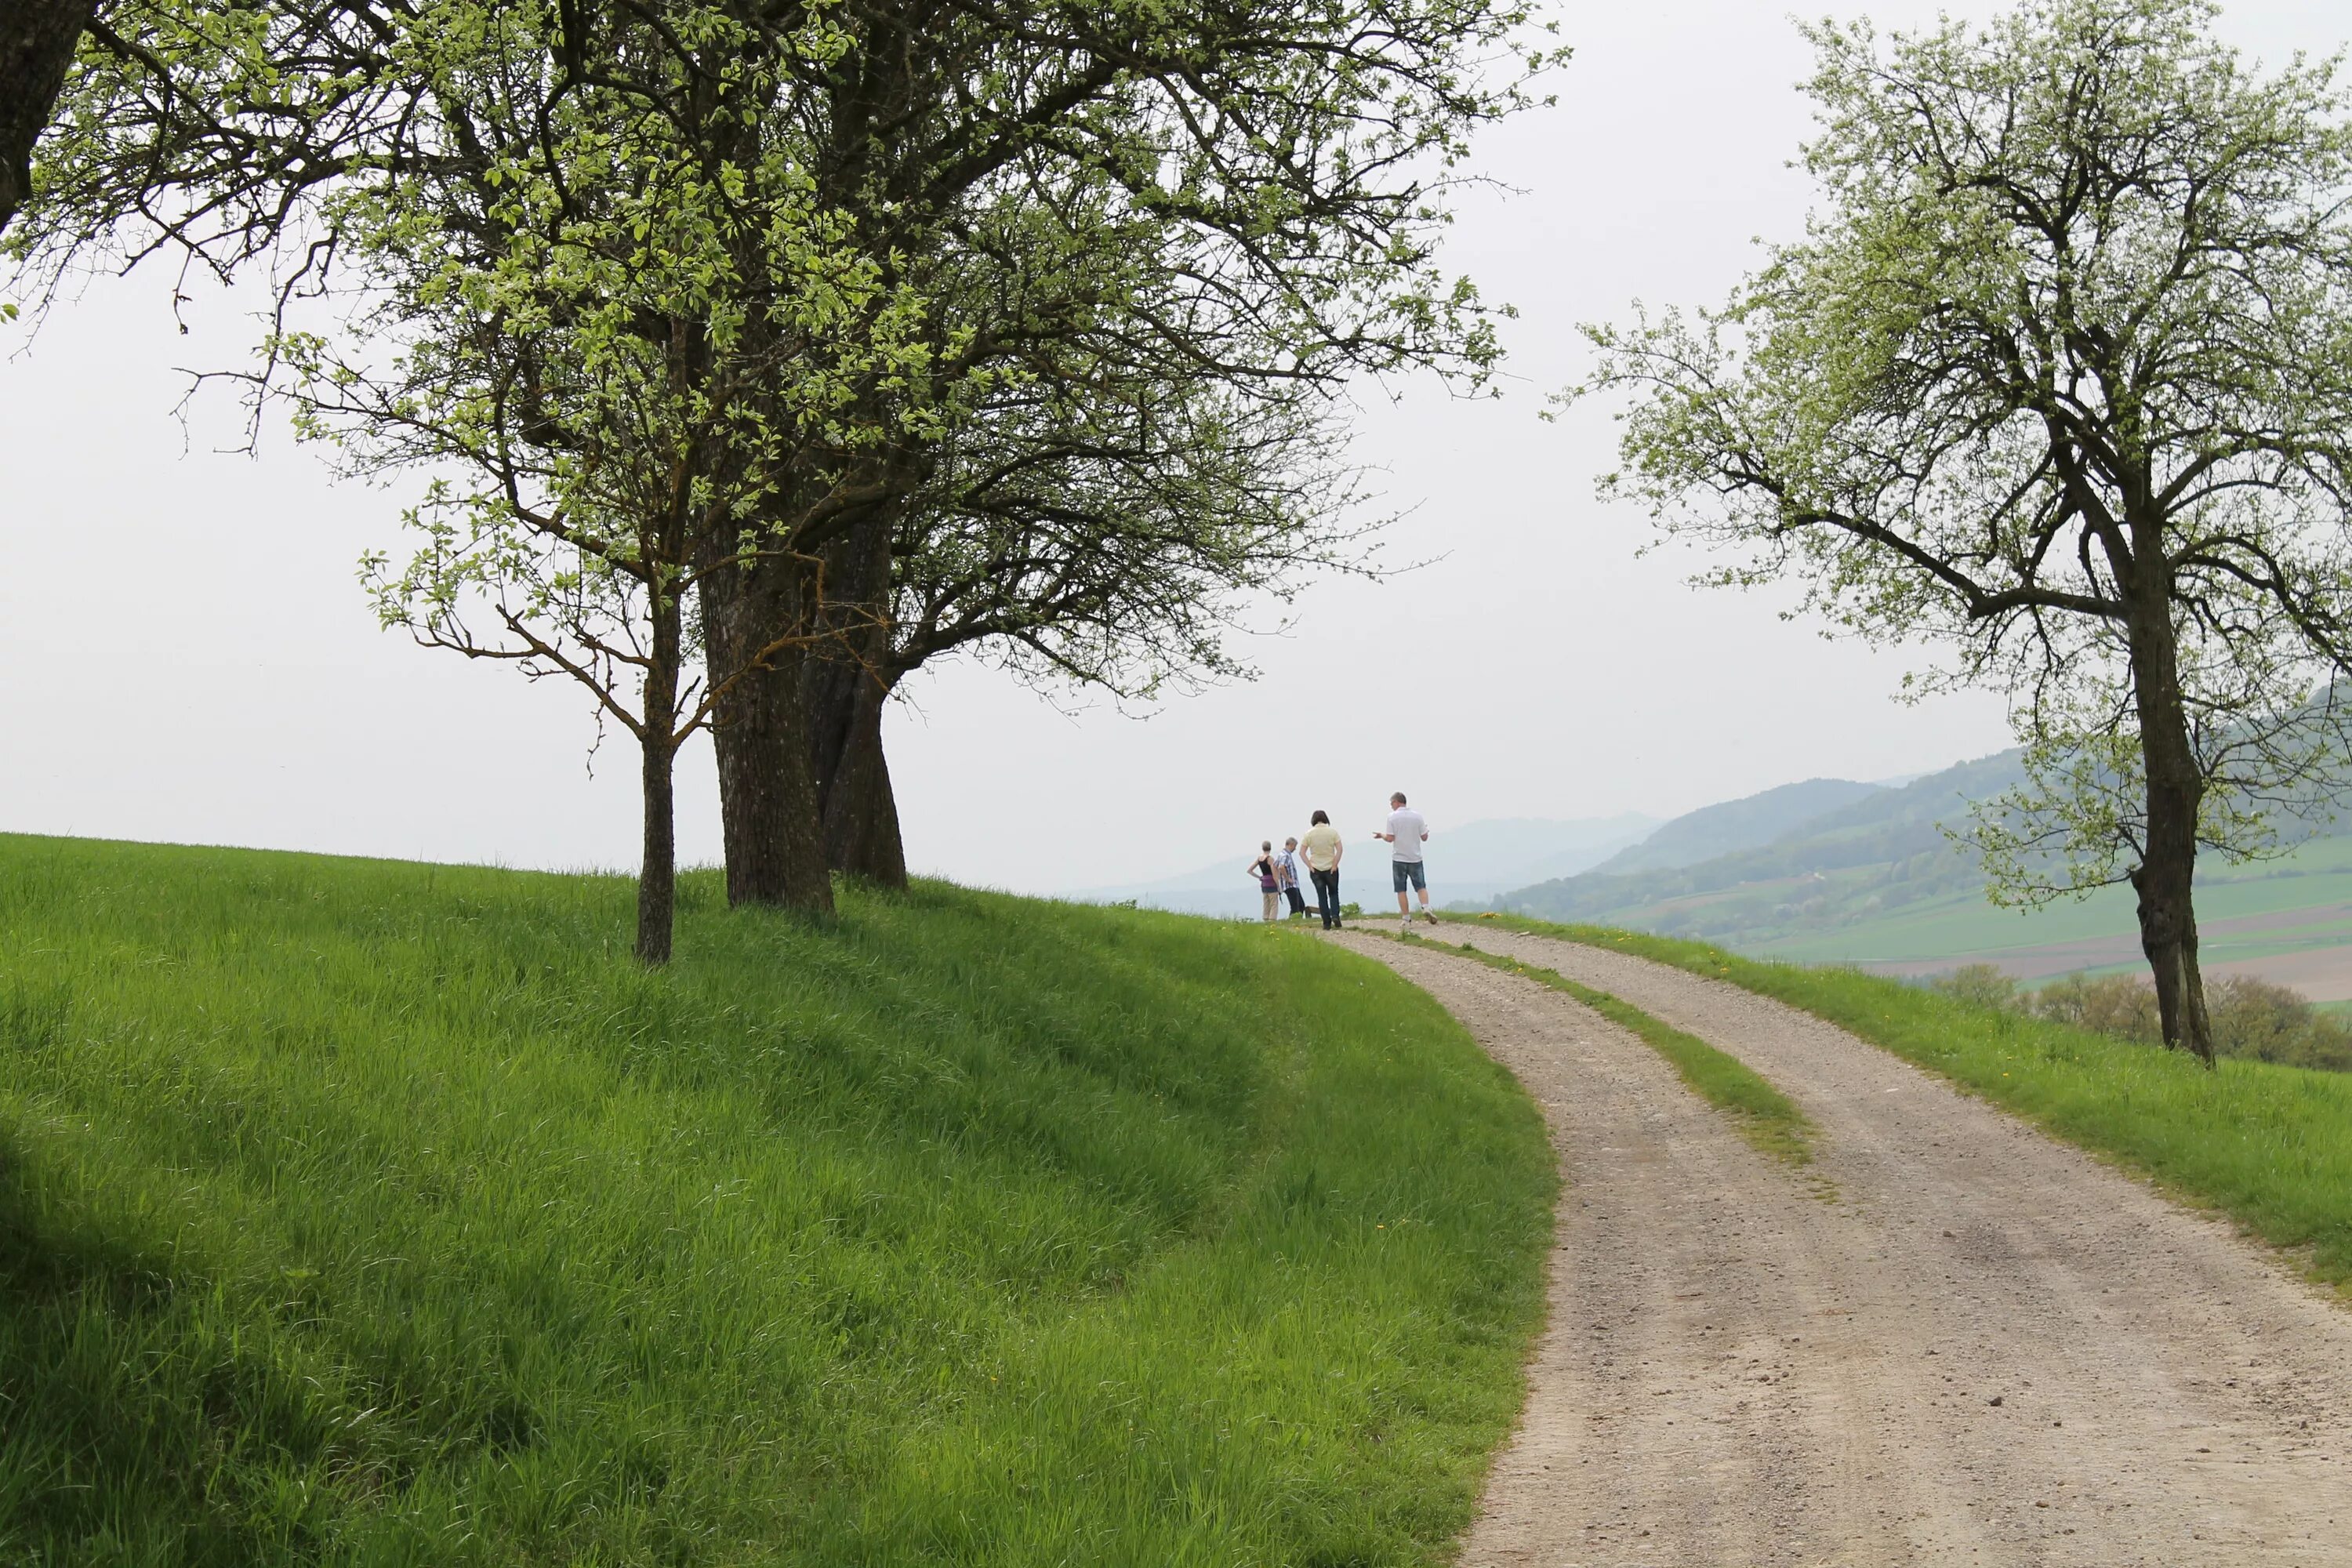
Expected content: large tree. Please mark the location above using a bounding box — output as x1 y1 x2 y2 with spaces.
1577 0 2352 1062
671 0 1553 910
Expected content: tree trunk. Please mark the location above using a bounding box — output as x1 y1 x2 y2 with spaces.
0 0 96 233
699 550 834 916
636 597 682 966
803 509 907 886
2124 587 2216 1065
818 669 908 885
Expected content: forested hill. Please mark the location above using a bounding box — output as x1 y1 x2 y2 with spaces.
1489 750 2030 943
1584 777 1890 876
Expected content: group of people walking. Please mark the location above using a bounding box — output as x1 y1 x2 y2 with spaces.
1248 793 1436 931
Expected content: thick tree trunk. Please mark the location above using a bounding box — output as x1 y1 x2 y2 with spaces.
0 0 96 233
818 670 908 885
2125 588 2216 1065
803 510 906 886
636 603 682 966
699 551 834 915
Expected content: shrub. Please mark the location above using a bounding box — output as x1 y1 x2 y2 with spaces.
1932 964 2352 1071
1927 963 2018 1010
2031 972 2162 1040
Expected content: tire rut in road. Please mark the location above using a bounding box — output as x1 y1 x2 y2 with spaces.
1332 927 2352 1566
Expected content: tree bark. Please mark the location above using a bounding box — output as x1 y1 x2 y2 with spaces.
2124 574 2216 1065
0 0 96 234
817 666 908 885
636 593 683 965
699 550 835 915
802 508 907 886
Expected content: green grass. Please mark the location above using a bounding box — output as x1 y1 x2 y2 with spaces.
0 833 1555 1566
1472 912 2352 1292
1429 939 1815 1170
1752 832 2352 967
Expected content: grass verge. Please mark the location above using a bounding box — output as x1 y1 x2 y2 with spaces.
1424 938 1815 1170
1471 911 2352 1293
0 833 1556 1566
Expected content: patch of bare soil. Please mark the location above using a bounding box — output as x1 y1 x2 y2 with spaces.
1329 926 2352 1566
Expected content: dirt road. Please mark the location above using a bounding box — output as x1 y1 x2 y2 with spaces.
1329 925 2352 1566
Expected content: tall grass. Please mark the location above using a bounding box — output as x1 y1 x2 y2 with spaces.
0 835 1555 1566
1474 912 2352 1291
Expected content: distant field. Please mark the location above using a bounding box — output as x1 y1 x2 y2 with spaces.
0 835 1554 1566
1751 836 2352 997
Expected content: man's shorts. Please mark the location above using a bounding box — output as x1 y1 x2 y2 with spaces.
1392 859 1426 893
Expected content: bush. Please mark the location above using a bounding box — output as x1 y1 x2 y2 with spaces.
2031 972 2162 1039
1928 963 2017 1011
1929 964 2352 1071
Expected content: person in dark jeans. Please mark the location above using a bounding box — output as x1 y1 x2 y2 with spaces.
1300 810 1344 929
1279 837 1309 918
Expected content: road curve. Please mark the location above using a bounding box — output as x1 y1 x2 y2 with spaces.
1327 926 2352 1566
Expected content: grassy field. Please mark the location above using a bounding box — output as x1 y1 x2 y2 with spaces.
1474 913 2352 1292
1755 834 2352 971
1428 938 1815 1168
0 834 1555 1567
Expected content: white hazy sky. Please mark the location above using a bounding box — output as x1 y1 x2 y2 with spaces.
3 1 2343 895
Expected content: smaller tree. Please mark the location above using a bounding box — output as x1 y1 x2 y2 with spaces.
266 3 924 960
292 278 846 962
1573 0 2352 1062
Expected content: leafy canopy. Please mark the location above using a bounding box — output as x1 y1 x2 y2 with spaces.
1576 0 2352 902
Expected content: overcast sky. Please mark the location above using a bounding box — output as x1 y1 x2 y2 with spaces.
3 1 2344 895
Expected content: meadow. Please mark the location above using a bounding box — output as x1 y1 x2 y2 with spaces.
1477 913 2352 1291
0 835 1555 1566
1753 833 2352 979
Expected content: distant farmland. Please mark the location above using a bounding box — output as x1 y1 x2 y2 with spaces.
1759 838 2352 999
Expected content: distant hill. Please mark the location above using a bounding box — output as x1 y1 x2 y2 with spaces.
1417 814 1658 886
1588 778 1889 875
1490 752 2029 938
1483 750 2352 1004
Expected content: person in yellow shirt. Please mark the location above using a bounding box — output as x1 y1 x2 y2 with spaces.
1299 811 1345 929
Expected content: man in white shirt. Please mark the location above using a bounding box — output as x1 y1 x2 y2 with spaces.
1374 791 1434 928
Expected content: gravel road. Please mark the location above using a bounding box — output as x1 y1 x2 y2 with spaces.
1327 924 2352 1566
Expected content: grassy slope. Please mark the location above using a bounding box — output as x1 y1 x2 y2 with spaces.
1471 912 2352 1291
0 835 1554 1567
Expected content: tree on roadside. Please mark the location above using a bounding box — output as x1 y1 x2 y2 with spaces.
671 0 1555 912
1573 0 2352 1062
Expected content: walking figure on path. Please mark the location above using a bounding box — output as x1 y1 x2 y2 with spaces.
1376 792 1434 930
